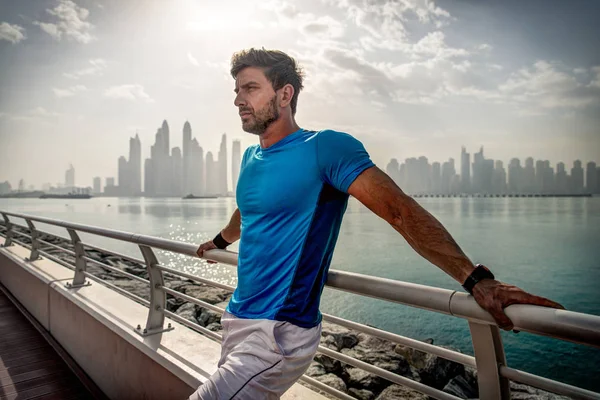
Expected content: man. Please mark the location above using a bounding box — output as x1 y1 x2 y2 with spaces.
190 48 564 400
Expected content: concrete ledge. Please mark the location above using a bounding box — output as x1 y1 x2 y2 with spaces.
0 238 325 399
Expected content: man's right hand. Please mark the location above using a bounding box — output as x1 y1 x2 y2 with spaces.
196 240 218 264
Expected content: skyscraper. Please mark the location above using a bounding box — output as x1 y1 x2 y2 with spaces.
508 158 521 193
460 147 471 193
555 162 568 194
492 160 507 194
65 164 75 188
190 138 204 196
386 159 401 186
118 156 128 195
93 177 101 194
218 134 228 195
523 157 535 193
431 162 441 194
206 152 216 195
182 121 192 195
586 162 597 193
571 160 584 193
171 147 183 196
232 140 241 194
129 134 142 195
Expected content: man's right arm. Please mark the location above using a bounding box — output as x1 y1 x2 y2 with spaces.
196 208 241 259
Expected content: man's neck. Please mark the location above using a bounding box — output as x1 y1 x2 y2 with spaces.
259 118 301 149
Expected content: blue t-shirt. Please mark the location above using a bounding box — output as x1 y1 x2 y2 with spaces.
226 129 375 328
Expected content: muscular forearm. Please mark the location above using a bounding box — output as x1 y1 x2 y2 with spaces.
392 197 475 284
221 208 241 243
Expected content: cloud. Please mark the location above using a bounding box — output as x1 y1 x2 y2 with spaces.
63 58 106 79
34 0 95 43
499 61 600 109
0 22 26 43
104 84 153 102
53 85 88 98
302 16 345 39
187 52 200 67
6 107 64 123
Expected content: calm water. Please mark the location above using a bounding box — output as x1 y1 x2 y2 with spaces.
1 196 599 391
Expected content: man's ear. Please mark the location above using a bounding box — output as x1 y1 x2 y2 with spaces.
279 84 295 108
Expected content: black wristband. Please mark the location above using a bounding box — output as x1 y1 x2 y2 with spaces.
462 264 495 295
212 232 231 249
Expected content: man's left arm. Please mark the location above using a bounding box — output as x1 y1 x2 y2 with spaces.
348 166 564 330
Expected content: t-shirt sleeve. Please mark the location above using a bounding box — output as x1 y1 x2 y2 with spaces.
316 130 375 193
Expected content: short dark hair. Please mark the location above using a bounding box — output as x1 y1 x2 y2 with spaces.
230 48 304 116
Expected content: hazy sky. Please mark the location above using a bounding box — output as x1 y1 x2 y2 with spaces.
1 0 599 188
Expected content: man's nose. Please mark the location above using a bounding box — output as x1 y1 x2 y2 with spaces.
234 93 245 107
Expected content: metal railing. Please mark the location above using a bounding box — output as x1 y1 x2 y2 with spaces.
0 210 599 400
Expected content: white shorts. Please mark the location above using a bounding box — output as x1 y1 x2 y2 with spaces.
188 311 322 400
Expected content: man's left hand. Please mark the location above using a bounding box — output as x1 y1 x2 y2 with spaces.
472 279 565 331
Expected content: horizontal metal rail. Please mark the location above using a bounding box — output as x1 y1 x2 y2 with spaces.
317 346 461 400
500 366 600 400
82 242 146 266
322 313 477 368
162 309 222 342
82 271 150 307
83 256 149 285
37 248 75 271
39 239 76 257
156 264 236 292
160 286 224 314
299 375 356 400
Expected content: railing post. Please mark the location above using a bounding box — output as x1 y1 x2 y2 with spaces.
65 228 91 289
1 213 13 247
469 322 511 399
135 245 174 337
25 219 41 261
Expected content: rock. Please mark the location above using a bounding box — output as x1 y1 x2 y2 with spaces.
197 307 221 327
175 303 198 322
181 284 230 304
348 388 375 400
322 332 360 351
166 296 185 312
510 382 571 400
346 367 389 393
206 323 222 332
110 279 150 300
443 374 478 399
375 384 428 400
341 346 410 376
315 373 347 393
306 362 327 377
314 354 344 375
395 345 464 389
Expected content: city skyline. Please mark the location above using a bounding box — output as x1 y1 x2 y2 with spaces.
1 1 599 188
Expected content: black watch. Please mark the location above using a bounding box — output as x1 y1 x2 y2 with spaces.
462 264 495 295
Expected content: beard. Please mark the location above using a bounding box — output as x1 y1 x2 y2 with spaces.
241 95 280 135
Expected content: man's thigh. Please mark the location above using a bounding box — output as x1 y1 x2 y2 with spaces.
188 315 320 400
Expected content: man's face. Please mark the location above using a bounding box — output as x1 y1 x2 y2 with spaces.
234 67 280 135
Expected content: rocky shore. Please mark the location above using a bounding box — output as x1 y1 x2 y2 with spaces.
2 225 570 400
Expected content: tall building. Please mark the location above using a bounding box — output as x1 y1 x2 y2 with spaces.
218 134 228 195
18 179 25 192
471 147 493 194
508 159 521 193
460 147 471 193
190 138 204 196
118 156 128 195
146 120 172 196
555 162 568 194
386 159 401 186
523 157 535 193
586 162 597 194
232 140 241 194
171 147 183 196
441 158 456 194
182 121 192 195
492 160 507 194
144 159 154 196
65 164 75 188
431 162 441 194
93 177 101 194
129 134 142 195
571 160 584 194
0 181 12 195
206 152 216 195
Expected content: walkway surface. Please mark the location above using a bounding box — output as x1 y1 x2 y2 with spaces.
0 285 101 400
